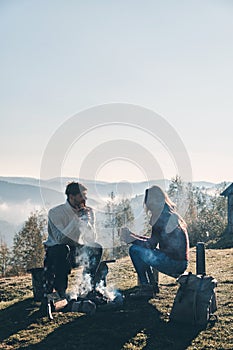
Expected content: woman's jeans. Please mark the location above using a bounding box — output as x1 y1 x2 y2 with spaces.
129 244 188 285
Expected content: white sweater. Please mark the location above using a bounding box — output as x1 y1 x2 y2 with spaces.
44 201 96 247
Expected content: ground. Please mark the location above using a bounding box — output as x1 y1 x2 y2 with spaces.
0 248 232 350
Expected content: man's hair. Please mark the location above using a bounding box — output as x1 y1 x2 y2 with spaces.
65 182 87 197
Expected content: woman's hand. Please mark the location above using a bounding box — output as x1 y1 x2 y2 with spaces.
120 227 135 244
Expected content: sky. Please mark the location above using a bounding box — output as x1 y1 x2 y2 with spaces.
1 0 233 184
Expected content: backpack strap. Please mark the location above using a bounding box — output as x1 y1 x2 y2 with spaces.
178 272 192 302
193 275 204 324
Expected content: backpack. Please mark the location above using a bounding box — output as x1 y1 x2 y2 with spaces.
169 272 217 327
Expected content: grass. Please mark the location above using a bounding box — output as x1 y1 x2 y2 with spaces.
0 248 233 350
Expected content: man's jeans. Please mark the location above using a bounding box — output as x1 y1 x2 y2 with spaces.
44 243 103 297
129 244 188 285
44 245 71 298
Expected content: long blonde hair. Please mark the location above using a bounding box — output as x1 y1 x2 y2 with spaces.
144 185 175 211
144 185 187 231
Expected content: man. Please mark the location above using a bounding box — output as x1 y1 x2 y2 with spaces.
43 182 103 299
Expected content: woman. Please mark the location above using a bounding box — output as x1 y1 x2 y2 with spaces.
121 185 189 296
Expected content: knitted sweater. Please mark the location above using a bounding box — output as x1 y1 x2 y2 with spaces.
44 200 96 247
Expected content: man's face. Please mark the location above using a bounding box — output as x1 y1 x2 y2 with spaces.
70 191 87 209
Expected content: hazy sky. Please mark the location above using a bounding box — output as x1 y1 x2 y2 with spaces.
1 0 233 184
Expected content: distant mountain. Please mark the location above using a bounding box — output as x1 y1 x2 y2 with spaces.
0 181 66 247
0 177 171 198
0 176 221 192
192 181 216 188
0 176 228 247
0 180 64 205
0 179 101 246
0 177 41 187
41 177 171 199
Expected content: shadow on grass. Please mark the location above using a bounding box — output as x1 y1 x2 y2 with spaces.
0 297 42 342
0 289 203 350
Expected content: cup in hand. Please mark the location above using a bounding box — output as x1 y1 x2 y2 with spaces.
120 227 134 244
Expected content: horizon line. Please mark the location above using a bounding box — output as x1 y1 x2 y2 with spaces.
0 175 231 186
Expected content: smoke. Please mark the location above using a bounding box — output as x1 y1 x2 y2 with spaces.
70 249 93 297
69 249 122 303
76 273 93 298
71 272 121 303
95 280 117 301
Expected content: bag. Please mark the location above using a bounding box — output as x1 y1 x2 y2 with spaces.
169 272 217 326
27 267 45 302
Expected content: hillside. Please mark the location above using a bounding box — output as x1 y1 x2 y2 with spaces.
0 176 218 196
0 176 227 247
0 181 64 246
0 180 64 205
0 180 99 246
0 248 232 350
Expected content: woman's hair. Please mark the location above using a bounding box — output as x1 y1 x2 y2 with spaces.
144 185 176 211
144 185 187 229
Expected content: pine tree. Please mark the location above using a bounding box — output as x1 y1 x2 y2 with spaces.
104 194 135 258
143 211 151 236
0 239 11 277
115 198 134 229
167 175 189 215
12 211 47 274
167 177 227 246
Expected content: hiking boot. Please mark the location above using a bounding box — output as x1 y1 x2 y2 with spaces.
39 297 48 317
129 284 155 299
47 292 68 311
71 300 96 315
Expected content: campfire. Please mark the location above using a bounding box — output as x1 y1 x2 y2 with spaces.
46 259 124 320
67 259 125 310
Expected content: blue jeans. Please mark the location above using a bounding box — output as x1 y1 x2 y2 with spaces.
129 244 188 285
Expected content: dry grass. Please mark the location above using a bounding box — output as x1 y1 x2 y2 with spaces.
0 248 232 350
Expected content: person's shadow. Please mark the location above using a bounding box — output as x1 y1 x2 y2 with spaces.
0 289 204 350
0 297 42 342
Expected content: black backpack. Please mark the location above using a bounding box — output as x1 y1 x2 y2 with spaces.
169 272 217 327
170 242 217 326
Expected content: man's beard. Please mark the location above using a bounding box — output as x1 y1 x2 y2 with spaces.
75 199 86 209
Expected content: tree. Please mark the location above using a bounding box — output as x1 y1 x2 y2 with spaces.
12 211 47 274
143 211 151 236
115 198 135 258
104 192 135 229
0 239 11 277
168 175 189 216
104 192 116 228
168 178 227 246
195 183 227 243
104 194 135 258
115 198 134 229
